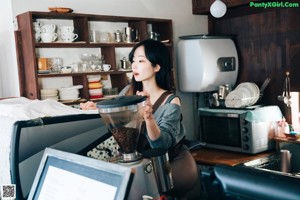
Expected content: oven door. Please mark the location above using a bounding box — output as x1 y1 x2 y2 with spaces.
198 109 247 152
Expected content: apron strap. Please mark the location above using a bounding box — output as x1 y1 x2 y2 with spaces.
152 91 172 114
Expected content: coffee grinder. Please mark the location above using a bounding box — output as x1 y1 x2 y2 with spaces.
97 96 173 199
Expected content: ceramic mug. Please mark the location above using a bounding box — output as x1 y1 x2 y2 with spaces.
34 27 41 34
35 32 41 42
32 21 42 32
102 64 111 71
60 26 74 33
61 33 78 42
33 21 42 29
41 32 58 43
41 24 56 33
33 22 42 33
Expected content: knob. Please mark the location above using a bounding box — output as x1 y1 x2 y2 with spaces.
242 127 248 133
243 144 249 150
224 61 232 69
241 119 248 125
144 163 153 174
242 136 249 142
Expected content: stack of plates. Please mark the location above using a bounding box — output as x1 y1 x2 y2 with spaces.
225 82 260 108
40 88 59 101
88 75 103 99
59 85 83 101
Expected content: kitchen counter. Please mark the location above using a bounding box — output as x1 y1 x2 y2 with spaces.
191 148 276 166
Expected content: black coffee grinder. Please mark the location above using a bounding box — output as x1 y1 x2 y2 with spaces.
97 95 146 163
97 96 176 199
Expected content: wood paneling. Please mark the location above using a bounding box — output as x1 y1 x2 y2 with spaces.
192 0 262 15
211 8 300 122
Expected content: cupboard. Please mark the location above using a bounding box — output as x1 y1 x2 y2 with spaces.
15 11 173 102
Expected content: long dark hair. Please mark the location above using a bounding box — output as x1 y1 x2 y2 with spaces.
127 39 174 95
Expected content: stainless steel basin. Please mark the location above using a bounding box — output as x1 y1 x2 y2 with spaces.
239 153 300 178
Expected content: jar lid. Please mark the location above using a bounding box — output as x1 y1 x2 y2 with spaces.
96 95 146 111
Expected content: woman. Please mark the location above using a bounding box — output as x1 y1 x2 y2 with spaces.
81 39 198 199
122 39 198 199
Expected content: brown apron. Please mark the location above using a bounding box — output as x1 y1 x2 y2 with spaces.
136 91 186 161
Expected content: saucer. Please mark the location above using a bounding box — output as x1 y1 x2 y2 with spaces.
59 98 81 102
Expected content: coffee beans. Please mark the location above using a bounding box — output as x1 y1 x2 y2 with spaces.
111 127 140 153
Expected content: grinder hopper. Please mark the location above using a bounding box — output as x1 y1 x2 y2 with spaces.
96 96 146 162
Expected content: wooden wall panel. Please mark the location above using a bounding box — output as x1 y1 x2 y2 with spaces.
211 8 300 122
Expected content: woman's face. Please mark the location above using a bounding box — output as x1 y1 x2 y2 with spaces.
131 46 159 82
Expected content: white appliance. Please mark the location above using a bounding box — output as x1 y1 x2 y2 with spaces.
177 35 239 92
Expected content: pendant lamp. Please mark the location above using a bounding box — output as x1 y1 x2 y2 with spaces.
210 0 227 18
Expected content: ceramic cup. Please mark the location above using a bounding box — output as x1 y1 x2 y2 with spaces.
33 21 42 27
41 32 58 43
34 27 41 34
102 64 111 71
33 22 42 33
61 33 78 42
35 32 41 42
60 26 75 33
41 24 56 33
33 21 42 31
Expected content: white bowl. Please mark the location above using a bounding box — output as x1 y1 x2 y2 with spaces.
60 68 73 73
59 85 82 96
59 85 83 91
40 88 58 95
59 90 79 95
41 95 59 101
89 88 103 96
41 93 58 97
59 94 79 100
88 76 101 82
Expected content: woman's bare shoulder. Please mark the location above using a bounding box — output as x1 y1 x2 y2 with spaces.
170 96 180 106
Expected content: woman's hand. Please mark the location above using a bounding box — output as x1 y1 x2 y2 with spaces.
136 91 161 141
80 101 97 110
136 91 153 121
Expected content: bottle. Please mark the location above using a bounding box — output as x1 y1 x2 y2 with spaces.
224 84 232 98
277 117 289 137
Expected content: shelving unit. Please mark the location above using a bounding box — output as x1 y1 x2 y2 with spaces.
15 11 173 102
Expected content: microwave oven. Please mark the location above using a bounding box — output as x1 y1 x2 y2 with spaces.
198 107 281 154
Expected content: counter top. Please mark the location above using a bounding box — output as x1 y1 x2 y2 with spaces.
274 136 300 144
191 148 275 166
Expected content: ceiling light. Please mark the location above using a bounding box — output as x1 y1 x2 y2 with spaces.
210 0 227 18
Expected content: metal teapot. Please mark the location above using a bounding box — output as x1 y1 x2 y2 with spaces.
114 30 123 42
120 57 130 70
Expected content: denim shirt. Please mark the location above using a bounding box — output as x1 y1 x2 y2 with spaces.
148 101 186 149
119 85 186 149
